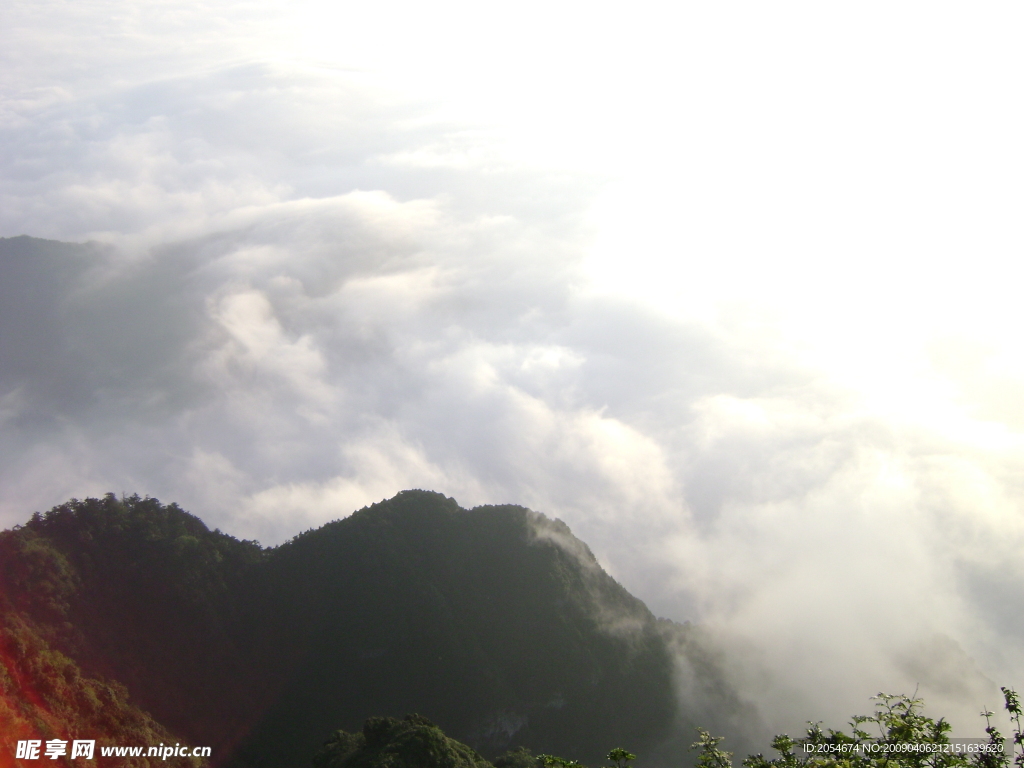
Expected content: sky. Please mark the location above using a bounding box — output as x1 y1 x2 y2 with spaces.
3 0 1024 743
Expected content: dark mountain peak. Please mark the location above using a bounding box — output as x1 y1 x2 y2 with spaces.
1 491 743 768
0 233 106 256
276 491 653 636
2 493 263 619
356 488 462 518
22 492 212 540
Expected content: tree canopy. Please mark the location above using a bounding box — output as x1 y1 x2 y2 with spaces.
694 689 1024 768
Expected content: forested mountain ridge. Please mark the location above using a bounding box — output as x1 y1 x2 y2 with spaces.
0 491 746 768
0 501 219 768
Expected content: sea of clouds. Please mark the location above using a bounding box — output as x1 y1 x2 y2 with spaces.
3 0 1024 745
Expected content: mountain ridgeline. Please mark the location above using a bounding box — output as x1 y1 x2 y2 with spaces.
0 491 745 768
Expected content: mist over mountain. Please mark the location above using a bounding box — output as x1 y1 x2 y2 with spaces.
0 490 754 768
0 231 1015 744
5 1 1024 744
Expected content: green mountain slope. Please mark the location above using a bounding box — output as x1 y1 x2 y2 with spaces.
0 491 745 768
0 517 209 768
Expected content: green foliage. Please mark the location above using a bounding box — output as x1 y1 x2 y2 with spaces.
537 755 585 768
695 690 1024 768
1002 689 1024 768
496 746 628 768
692 730 733 768
312 719 636 768
313 714 492 768
493 747 540 768
0 613 203 768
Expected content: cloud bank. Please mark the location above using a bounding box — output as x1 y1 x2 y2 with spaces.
3 0 1024 745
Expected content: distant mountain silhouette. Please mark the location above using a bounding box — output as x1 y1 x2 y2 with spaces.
0 491 749 768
